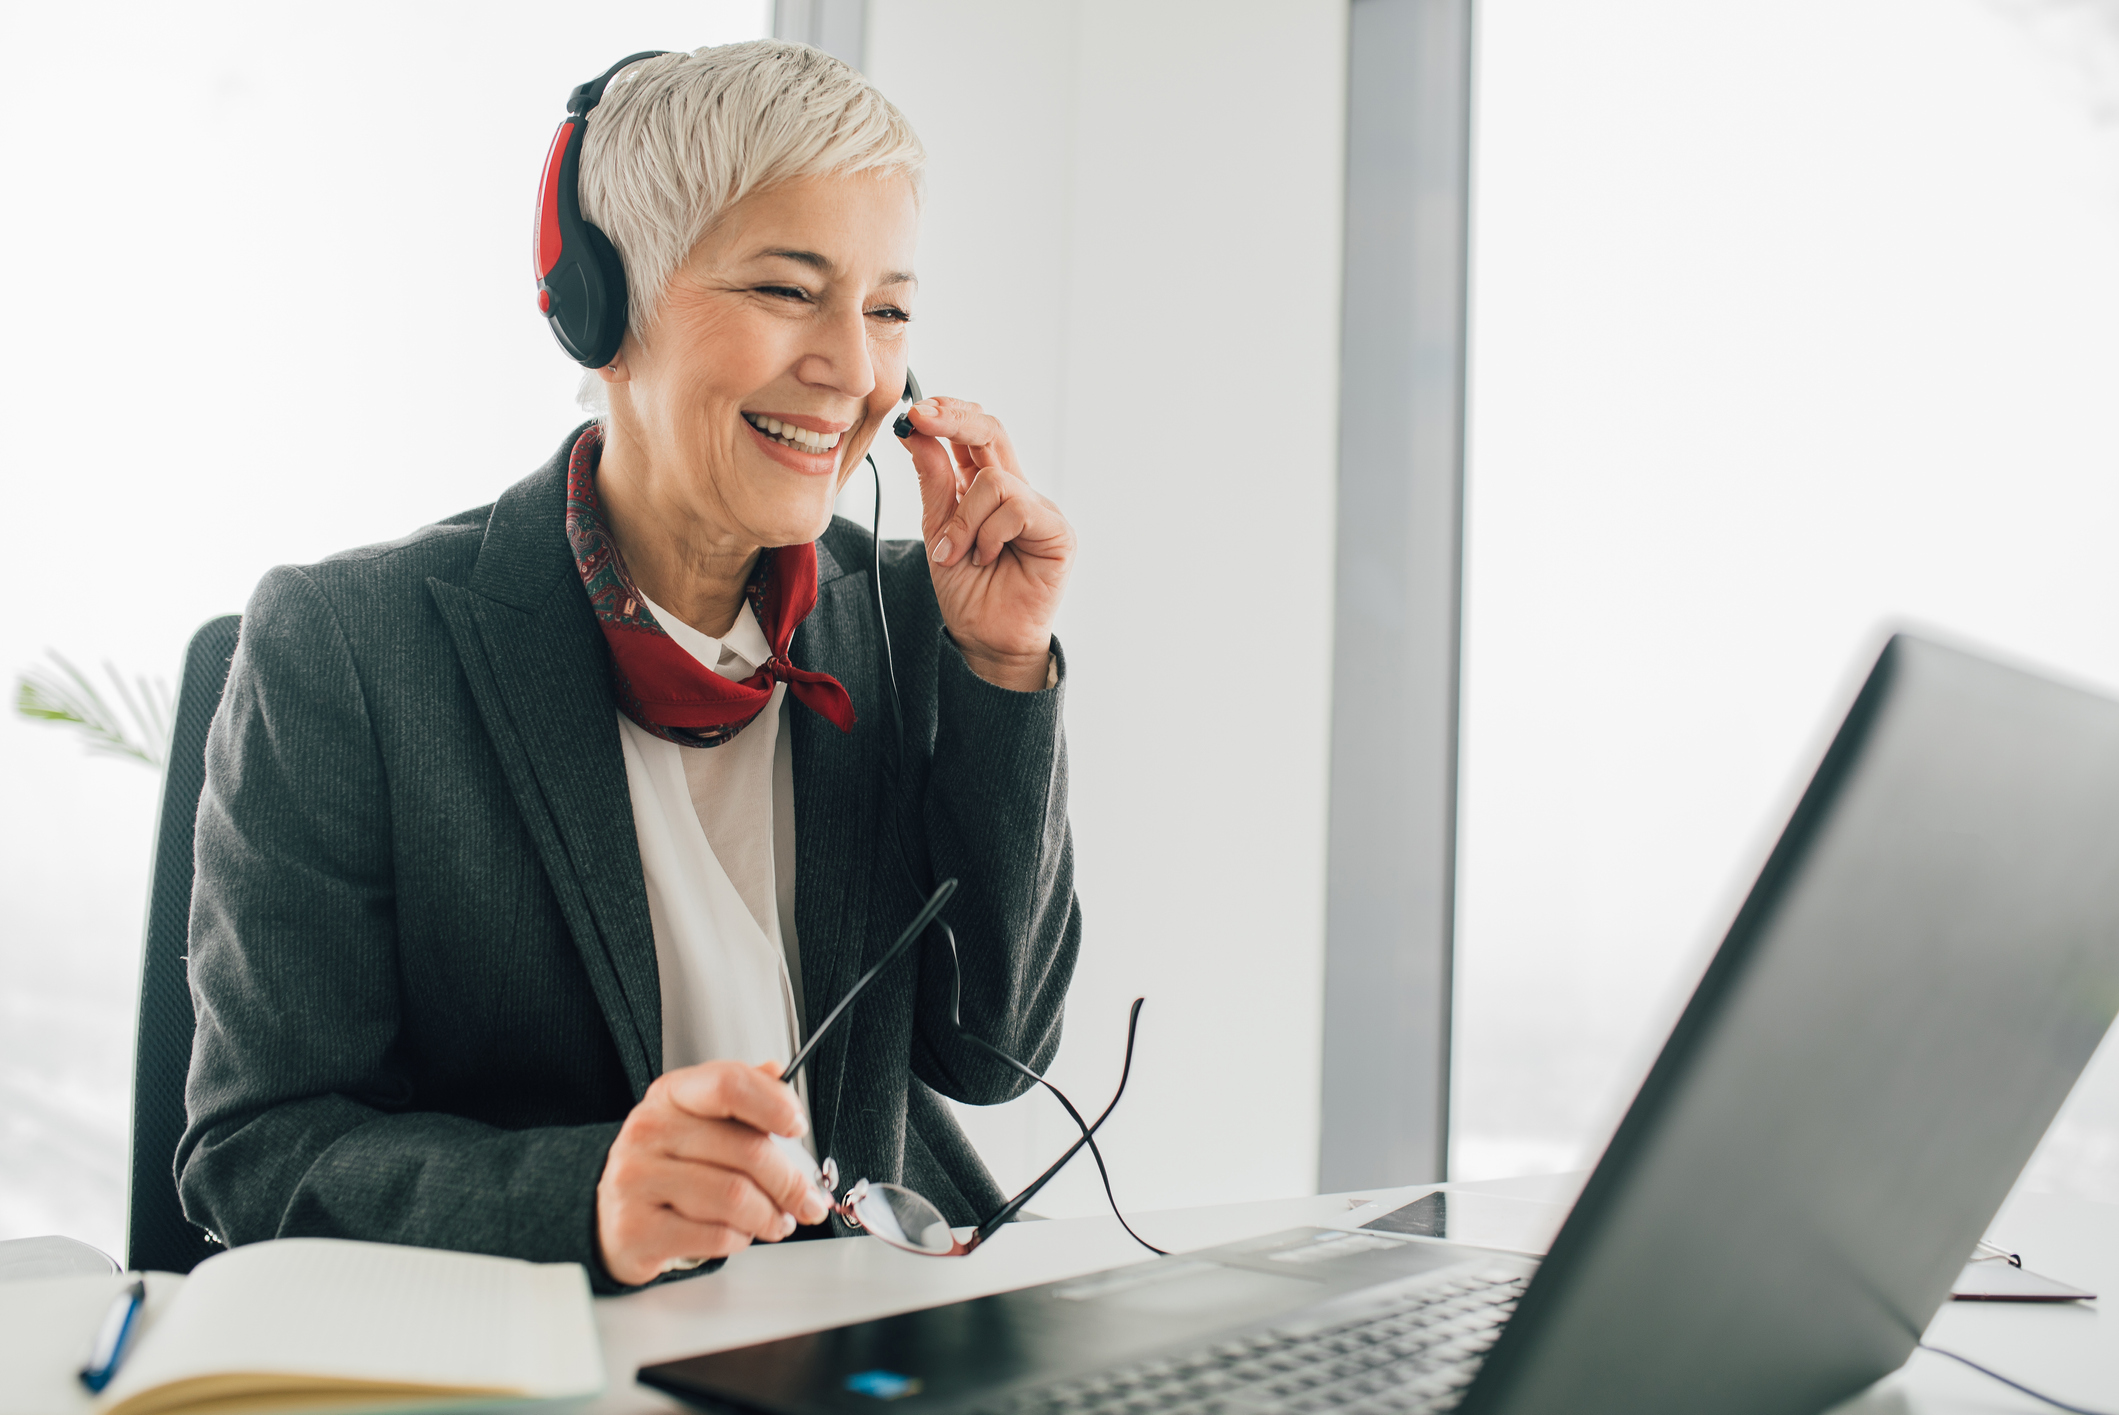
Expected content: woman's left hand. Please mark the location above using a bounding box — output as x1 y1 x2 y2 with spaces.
900 398 1075 692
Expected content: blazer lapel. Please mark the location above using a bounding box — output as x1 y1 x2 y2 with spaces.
790 537 882 1159
429 445 663 1097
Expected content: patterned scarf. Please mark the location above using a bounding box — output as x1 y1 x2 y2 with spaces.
564 424 856 747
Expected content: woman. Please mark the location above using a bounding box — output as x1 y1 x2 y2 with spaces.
177 41 1079 1290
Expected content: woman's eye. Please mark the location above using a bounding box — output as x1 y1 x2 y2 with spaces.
867 305 911 324
758 285 813 302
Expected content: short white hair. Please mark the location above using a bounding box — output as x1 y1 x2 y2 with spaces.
573 40 925 411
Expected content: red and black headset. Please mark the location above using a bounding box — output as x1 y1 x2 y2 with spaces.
534 51 670 368
534 50 922 412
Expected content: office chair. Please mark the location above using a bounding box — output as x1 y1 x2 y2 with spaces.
126 614 240 1274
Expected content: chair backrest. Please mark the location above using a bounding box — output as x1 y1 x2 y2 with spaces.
127 614 240 1274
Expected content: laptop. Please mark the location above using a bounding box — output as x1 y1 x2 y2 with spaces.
643 633 2119 1415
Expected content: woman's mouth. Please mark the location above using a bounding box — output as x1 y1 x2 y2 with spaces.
742 412 843 454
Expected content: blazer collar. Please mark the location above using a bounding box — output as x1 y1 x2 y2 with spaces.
468 426 585 610
431 429 664 1094
815 535 847 587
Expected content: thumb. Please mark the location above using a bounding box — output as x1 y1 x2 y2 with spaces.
901 427 962 545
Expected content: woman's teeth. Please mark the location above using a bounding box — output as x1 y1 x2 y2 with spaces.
745 414 842 454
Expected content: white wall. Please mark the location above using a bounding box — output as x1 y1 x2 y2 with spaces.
859 0 1349 1219
1456 0 2119 1202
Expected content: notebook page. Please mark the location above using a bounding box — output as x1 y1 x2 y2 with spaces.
98 1239 601 1406
0 1273 186 1415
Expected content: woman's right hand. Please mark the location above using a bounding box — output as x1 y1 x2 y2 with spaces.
595 1059 831 1285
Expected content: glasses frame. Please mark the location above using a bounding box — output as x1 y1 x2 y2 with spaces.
779 877 1157 1258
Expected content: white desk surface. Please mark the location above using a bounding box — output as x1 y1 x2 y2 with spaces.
593 1176 2117 1415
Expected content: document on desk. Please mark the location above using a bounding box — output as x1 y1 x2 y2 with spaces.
0 1237 603 1415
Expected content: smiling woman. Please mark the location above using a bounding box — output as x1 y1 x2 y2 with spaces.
175 40 1080 1291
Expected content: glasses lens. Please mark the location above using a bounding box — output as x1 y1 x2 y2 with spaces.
852 1183 957 1254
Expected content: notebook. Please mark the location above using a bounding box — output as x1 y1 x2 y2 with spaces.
0 1237 603 1415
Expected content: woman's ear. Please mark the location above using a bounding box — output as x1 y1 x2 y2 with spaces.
598 333 636 384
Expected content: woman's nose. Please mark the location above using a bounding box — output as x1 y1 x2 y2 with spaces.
793 305 878 401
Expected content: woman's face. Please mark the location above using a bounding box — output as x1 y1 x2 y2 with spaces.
603 170 920 549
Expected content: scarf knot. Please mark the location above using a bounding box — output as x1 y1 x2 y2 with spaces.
564 424 857 747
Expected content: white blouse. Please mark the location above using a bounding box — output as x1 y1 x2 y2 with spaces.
614 593 808 1107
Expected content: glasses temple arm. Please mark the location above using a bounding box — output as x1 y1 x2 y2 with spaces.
781 877 959 1084
968 1056 1096 1234
972 999 1161 1255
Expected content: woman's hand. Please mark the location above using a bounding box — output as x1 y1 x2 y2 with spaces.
595 1060 829 1286
899 398 1076 692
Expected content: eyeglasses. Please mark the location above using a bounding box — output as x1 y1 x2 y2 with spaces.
779 878 1160 1258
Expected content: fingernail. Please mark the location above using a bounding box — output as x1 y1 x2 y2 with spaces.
805 1197 831 1224
779 1213 798 1238
914 400 938 417
932 536 952 562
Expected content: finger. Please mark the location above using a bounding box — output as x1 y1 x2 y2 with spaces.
933 470 1030 569
658 1061 807 1137
661 1159 802 1241
655 1117 829 1226
902 424 966 545
969 497 1033 569
627 1211 751 1282
598 1191 752 1285
762 1136 833 1226
897 397 1019 476
608 1126 795 1236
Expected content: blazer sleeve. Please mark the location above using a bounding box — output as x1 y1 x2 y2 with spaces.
177 566 623 1282
908 619 1082 1107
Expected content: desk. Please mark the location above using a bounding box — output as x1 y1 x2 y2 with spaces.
592 1179 2117 1415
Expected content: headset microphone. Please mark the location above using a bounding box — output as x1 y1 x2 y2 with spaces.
894 369 923 437
533 51 670 368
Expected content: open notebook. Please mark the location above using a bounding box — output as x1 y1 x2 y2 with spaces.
0 1238 603 1415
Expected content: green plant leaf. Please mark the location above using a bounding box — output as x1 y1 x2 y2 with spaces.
13 650 173 770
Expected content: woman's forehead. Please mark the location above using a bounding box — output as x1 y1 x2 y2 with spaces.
704 172 919 277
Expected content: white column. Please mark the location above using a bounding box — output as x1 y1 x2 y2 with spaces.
864 0 1349 1213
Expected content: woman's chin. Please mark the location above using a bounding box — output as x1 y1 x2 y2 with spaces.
746 499 839 550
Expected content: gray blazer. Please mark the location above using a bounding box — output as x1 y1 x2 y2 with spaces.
178 428 1080 1290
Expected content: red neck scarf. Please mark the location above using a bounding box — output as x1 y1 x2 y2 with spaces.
564 424 856 747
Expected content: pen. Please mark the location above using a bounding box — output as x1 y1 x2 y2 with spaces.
79 1277 146 1394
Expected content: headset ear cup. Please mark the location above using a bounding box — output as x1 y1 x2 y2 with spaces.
539 54 667 370
543 226 629 367
574 222 631 368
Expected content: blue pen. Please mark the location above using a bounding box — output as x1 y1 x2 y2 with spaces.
79 1277 147 1394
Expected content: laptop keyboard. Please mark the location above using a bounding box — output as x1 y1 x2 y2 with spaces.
978 1270 1527 1415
